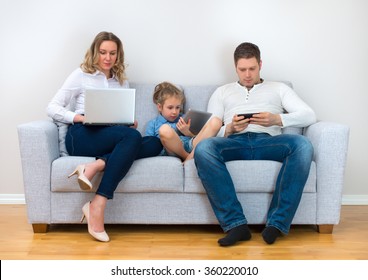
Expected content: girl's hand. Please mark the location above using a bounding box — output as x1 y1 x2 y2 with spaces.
176 117 195 137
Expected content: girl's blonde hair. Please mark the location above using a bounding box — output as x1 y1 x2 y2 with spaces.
80 31 126 85
153 82 185 108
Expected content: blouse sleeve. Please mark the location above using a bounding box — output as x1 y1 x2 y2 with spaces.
46 69 83 124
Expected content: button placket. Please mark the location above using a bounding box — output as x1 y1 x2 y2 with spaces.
245 90 250 102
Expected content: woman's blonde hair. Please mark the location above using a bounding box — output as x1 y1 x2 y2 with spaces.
81 31 126 85
153 82 185 110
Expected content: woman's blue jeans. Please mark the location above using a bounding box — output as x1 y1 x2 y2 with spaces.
66 124 162 199
194 132 314 234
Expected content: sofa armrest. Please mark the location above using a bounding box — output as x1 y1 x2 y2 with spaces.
17 119 60 224
304 121 350 225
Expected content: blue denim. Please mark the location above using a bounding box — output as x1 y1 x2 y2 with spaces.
194 132 314 234
136 136 163 160
180 136 194 153
66 124 162 199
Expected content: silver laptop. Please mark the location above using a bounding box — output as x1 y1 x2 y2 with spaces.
83 88 135 126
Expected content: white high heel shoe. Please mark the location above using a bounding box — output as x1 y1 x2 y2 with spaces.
68 165 93 190
81 202 110 242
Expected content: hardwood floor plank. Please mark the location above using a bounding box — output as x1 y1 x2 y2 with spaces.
0 205 367 260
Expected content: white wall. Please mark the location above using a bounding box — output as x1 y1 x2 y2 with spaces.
1 0 367 202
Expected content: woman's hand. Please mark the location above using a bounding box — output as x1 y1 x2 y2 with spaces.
129 120 138 129
73 114 85 123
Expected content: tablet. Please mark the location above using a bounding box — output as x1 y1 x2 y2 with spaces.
183 109 212 135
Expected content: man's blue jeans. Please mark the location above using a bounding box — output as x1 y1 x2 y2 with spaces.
66 124 162 199
194 132 314 234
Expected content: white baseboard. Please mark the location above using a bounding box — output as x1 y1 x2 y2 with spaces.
1 194 368 205
0 194 26 204
341 195 368 205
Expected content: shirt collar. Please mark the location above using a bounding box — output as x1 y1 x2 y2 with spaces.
158 113 181 124
237 78 264 90
89 70 116 80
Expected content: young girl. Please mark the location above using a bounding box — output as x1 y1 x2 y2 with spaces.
145 82 222 161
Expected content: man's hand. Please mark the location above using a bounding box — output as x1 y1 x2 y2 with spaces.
224 114 250 137
249 112 283 127
224 112 283 137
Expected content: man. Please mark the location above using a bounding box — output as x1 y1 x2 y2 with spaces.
194 42 316 246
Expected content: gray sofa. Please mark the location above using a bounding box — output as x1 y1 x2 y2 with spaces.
17 82 350 234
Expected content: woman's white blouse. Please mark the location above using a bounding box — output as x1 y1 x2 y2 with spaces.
47 68 129 124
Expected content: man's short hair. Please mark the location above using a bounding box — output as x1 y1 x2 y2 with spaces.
234 42 261 65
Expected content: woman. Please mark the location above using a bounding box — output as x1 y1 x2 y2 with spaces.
47 31 162 242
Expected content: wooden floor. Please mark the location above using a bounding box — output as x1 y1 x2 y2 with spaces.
1 204 367 260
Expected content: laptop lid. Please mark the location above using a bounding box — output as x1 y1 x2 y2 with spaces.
83 88 135 126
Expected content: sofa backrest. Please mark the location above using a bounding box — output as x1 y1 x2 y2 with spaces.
130 83 219 135
56 81 302 156
131 82 302 136
130 83 157 135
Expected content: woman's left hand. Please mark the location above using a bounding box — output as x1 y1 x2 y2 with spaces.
130 120 138 129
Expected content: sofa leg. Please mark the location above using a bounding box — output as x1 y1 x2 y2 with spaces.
317 224 334 234
32 224 49 233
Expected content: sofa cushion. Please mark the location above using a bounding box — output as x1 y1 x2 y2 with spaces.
184 159 316 193
115 157 184 193
51 156 184 193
